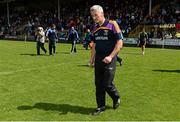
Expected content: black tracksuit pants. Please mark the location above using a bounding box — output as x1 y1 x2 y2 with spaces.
117 56 122 63
49 40 56 55
95 55 120 108
71 40 77 53
37 41 47 55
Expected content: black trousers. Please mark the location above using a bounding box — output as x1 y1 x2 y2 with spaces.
95 55 120 108
117 56 122 63
140 39 146 46
37 42 47 55
71 40 76 53
49 40 56 55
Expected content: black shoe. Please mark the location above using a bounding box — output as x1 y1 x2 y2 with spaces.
113 98 120 109
92 107 105 116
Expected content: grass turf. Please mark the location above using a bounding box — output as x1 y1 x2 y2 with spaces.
0 40 179 120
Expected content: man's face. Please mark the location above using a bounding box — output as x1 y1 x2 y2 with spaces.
91 11 103 24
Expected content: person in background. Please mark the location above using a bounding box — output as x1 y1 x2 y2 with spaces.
46 24 58 56
68 26 79 54
116 56 123 66
35 27 47 55
83 29 92 50
138 28 148 55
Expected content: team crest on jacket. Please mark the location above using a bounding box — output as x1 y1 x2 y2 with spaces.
104 30 108 36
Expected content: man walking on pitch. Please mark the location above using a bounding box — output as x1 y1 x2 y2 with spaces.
46 24 58 55
138 28 148 55
89 5 123 115
35 27 47 55
68 26 79 54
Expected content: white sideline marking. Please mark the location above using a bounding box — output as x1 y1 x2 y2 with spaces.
0 61 87 76
0 64 65 75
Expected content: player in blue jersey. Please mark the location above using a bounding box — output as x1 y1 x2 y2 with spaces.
89 5 123 115
46 24 58 55
68 26 79 54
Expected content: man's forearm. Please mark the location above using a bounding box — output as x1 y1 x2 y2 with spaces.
109 40 123 58
90 43 96 64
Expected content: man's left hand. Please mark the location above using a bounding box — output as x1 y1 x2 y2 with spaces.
103 56 112 64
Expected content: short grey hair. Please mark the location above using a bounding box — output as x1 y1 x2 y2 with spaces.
90 5 104 13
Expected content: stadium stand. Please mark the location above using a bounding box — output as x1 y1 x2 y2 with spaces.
0 0 179 41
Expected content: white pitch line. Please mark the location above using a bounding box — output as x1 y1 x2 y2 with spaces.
0 61 87 76
0 63 67 75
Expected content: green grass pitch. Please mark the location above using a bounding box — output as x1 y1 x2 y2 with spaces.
0 40 179 120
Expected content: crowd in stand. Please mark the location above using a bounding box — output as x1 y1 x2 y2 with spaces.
0 0 179 39
144 0 179 24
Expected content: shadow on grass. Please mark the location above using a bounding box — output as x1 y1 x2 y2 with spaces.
20 54 49 56
152 69 180 73
58 51 70 54
122 52 141 55
17 102 95 115
77 64 91 67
